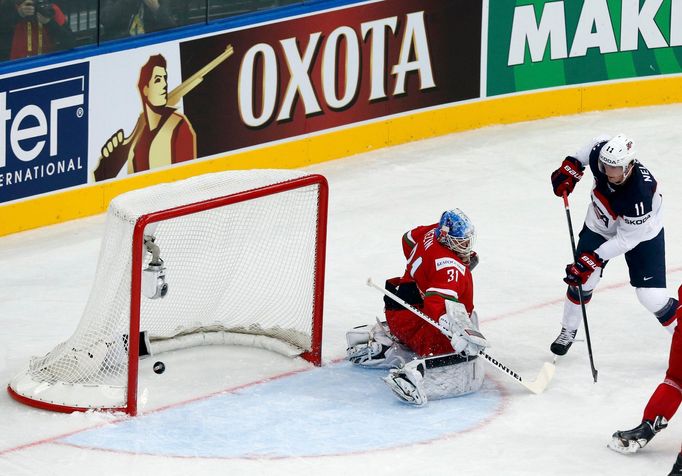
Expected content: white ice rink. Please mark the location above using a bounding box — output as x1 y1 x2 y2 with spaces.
2 103 682 476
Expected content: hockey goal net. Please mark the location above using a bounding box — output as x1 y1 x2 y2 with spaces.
8 170 328 415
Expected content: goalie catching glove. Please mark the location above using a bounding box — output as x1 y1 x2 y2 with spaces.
438 300 488 356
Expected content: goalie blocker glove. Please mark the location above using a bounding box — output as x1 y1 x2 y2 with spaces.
439 300 488 356
564 251 604 286
551 156 584 197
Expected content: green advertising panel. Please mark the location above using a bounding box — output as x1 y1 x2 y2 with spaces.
487 0 682 96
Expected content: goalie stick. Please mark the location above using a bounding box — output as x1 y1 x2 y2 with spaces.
366 278 555 395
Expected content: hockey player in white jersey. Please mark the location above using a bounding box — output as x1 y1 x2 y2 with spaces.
549 133 678 355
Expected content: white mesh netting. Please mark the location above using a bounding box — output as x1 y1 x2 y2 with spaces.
9 170 325 411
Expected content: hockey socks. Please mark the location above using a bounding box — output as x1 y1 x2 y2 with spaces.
643 382 682 422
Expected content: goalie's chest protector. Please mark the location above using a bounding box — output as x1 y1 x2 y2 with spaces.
404 228 473 314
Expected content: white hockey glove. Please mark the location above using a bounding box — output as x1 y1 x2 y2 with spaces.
438 300 488 356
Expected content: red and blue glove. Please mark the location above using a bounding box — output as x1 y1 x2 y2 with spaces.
564 251 604 286
551 157 584 197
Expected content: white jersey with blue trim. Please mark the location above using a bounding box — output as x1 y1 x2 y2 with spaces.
569 136 663 261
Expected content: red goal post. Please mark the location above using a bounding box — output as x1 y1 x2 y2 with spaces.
8 170 328 416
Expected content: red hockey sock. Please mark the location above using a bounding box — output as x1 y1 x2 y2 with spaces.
643 382 682 421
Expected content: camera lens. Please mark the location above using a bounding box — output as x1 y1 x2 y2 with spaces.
36 0 54 17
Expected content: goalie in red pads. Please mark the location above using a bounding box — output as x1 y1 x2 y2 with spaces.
346 209 487 406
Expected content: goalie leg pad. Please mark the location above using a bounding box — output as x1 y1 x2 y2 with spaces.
380 342 417 369
383 353 485 406
349 341 416 369
346 320 403 367
346 319 395 347
421 353 485 400
383 359 427 406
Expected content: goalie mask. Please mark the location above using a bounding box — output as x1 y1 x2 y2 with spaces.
435 209 475 262
598 133 636 185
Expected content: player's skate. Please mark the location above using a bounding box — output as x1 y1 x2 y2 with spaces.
550 327 577 356
608 416 668 454
383 359 427 406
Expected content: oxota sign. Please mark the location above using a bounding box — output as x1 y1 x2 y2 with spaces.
487 0 682 96
179 0 482 157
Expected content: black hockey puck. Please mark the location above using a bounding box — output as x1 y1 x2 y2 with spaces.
153 361 165 374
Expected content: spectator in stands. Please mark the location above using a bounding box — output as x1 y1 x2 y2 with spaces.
4 0 74 59
100 0 175 41
0 0 13 60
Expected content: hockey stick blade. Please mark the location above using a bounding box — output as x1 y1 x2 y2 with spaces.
366 277 555 394
481 352 555 395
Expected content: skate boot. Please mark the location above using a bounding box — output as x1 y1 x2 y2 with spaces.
550 327 577 356
608 416 668 454
669 453 682 475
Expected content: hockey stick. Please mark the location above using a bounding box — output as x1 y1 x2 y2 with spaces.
562 192 598 383
366 278 555 394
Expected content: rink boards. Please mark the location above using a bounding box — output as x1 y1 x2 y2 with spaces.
1 0 682 235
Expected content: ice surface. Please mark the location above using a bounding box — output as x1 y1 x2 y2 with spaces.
2 104 682 475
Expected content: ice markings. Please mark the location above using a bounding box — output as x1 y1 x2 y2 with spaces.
60 362 503 458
